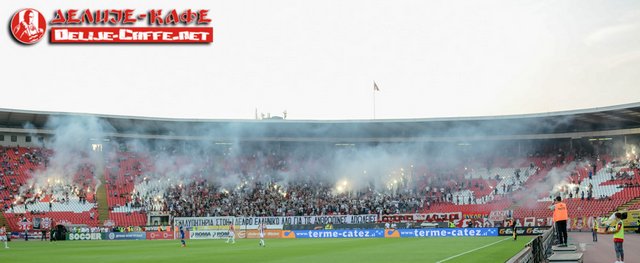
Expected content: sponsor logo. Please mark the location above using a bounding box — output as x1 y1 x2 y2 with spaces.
238 230 281 239
281 230 296 239
68 233 102 241
189 230 228 240
497 227 550 236
146 232 174 240
106 232 146 240
384 229 400 238
398 228 498 238
292 229 384 239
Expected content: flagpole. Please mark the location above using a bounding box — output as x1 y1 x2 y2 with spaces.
373 87 376 120
373 81 378 120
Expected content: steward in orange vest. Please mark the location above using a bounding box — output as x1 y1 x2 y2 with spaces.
549 196 569 246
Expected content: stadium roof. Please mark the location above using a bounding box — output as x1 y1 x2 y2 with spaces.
1 103 640 142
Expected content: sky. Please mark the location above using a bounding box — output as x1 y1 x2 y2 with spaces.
1 0 639 121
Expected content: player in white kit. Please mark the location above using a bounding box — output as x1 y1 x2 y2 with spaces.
226 223 235 244
258 223 266 247
0 224 8 249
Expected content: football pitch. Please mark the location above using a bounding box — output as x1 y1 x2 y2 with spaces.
1 236 533 263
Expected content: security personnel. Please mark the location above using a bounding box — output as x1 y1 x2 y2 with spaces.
510 219 517 241
448 221 455 228
549 196 569 246
606 213 624 263
50 228 56 242
592 217 598 242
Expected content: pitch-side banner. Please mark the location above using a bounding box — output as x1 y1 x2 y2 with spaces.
67 232 102 241
146 231 176 240
175 214 378 227
189 230 229 240
291 229 385 239
105 232 146 240
395 228 498 238
498 227 549 236
237 229 281 239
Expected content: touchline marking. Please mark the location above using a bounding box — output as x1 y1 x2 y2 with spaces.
435 237 511 263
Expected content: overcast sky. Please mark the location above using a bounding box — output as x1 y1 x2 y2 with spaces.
1 0 639 120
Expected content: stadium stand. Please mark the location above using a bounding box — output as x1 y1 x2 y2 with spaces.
1 146 100 230
1 142 638 231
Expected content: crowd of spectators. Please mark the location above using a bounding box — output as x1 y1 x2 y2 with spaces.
121 150 550 217
156 179 425 218
108 142 624 218
1 146 49 209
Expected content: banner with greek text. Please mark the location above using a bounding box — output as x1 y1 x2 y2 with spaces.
174 214 378 227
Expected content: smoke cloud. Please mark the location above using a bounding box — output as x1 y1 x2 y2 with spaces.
16 112 585 215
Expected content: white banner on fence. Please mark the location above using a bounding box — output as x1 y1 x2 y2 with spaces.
175 214 378 227
489 210 512 221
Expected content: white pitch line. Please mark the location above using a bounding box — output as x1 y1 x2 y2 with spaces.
435 237 511 263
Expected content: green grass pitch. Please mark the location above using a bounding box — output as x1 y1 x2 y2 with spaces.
1 236 533 263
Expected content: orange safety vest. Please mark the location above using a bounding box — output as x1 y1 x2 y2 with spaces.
553 202 568 222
